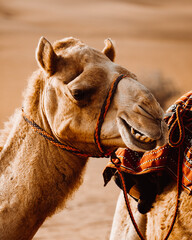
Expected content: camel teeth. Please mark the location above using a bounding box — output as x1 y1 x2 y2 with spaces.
143 137 152 143
135 133 141 139
140 135 146 141
130 127 154 143
131 127 135 135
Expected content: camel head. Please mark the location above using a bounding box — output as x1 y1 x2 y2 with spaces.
35 37 167 156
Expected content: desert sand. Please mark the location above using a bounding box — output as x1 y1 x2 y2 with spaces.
0 0 192 239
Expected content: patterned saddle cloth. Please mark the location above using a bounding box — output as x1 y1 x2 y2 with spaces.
103 91 192 194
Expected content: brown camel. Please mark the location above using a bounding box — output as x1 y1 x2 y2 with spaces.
0 37 167 240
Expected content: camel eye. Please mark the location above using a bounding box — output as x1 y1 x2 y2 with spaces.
71 89 85 101
69 87 96 103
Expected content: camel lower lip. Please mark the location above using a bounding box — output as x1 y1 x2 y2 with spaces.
119 118 157 151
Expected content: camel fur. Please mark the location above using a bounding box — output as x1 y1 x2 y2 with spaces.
0 37 167 240
110 181 192 240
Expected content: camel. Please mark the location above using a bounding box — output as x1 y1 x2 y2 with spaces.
0 36 167 240
110 109 192 239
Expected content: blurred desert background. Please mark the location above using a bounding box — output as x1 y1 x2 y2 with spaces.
0 0 192 239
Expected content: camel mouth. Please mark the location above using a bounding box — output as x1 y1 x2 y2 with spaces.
130 125 155 144
118 117 157 151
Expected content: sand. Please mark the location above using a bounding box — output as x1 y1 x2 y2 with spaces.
0 0 191 239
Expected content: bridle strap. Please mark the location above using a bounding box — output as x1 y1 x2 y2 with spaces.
22 74 127 158
22 112 92 158
94 74 127 155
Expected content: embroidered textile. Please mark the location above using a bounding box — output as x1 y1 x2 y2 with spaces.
103 91 192 193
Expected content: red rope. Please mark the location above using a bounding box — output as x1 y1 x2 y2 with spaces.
111 155 146 240
168 106 185 147
111 151 181 240
94 74 127 155
22 112 92 158
163 146 182 240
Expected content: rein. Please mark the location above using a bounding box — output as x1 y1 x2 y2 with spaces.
111 103 186 240
111 148 182 240
22 74 127 158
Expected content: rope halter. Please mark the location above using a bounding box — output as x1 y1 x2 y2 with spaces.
22 74 127 158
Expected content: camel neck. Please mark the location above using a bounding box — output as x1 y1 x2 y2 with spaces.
0 110 88 240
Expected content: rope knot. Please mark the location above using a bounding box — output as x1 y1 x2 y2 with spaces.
110 152 121 168
168 105 185 148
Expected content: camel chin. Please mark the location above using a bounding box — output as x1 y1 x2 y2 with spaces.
117 117 161 152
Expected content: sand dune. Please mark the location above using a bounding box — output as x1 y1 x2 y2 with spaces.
0 0 191 239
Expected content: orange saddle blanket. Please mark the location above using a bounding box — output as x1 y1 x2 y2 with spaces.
103 91 192 193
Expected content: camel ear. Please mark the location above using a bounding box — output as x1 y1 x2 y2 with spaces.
36 37 57 76
102 38 115 62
